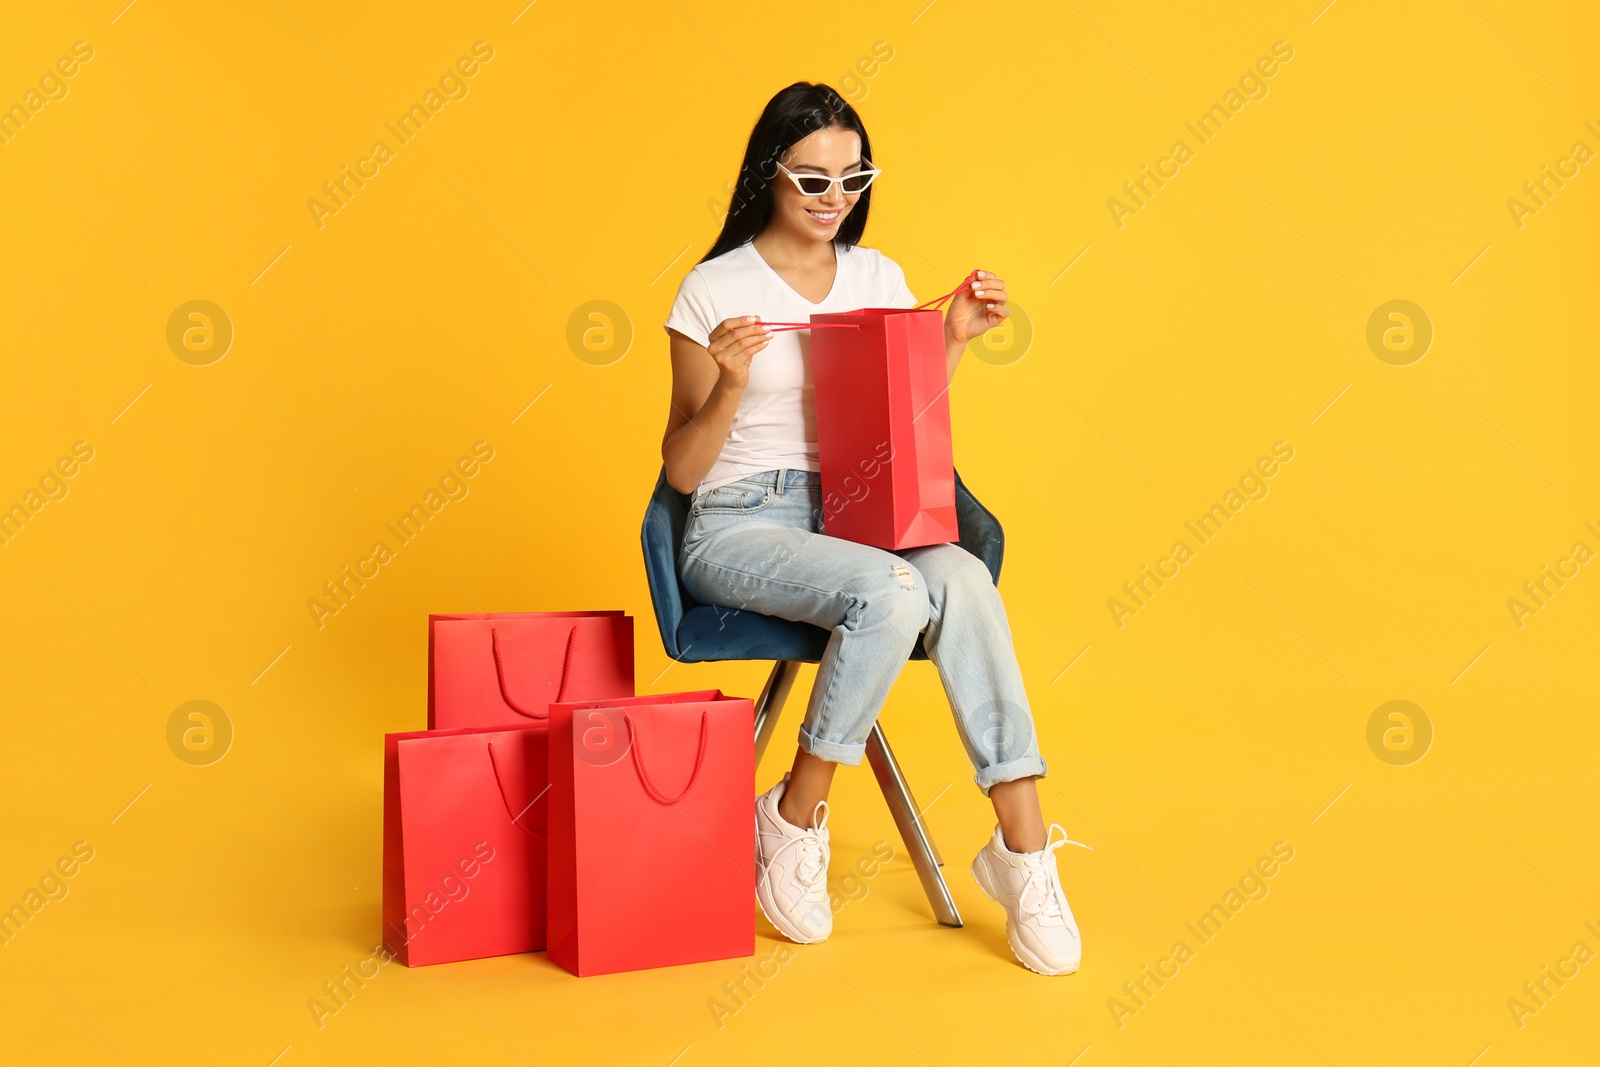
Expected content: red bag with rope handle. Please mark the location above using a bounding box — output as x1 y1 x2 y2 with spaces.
381 722 550 965
759 271 978 549
427 611 634 730
547 689 754 976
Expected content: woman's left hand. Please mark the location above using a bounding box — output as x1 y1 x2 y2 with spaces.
944 269 1009 345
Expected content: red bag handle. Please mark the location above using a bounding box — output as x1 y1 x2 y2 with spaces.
913 269 982 311
624 710 710 805
755 321 859 332
486 741 547 839
491 624 577 718
754 269 981 331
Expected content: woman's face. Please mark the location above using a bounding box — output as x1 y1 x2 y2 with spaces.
770 126 866 242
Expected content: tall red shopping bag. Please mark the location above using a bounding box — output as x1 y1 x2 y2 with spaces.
428 611 634 730
382 723 549 966
547 690 754 976
801 272 980 550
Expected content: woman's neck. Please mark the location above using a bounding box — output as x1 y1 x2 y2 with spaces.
752 225 835 270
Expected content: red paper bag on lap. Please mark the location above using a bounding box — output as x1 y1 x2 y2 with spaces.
547 690 754 977
807 275 976 550
382 724 548 966
428 611 634 730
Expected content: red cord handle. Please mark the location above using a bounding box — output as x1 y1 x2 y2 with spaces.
491 624 577 718
754 321 859 332
487 742 547 839
751 269 980 330
913 269 982 311
625 710 710 805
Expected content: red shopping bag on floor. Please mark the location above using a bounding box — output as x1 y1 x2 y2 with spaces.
792 272 978 549
382 723 548 966
547 690 754 976
428 611 634 730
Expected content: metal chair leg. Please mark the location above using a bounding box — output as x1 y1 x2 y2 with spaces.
866 722 962 928
894 765 944 867
752 660 801 765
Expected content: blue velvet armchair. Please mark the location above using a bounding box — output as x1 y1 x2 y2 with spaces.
640 466 1006 927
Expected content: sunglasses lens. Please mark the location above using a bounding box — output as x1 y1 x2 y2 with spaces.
840 172 873 193
798 177 832 195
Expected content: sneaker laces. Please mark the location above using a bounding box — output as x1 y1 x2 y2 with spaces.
794 800 831 900
1019 823 1090 926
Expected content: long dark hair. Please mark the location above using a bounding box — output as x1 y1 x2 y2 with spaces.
701 82 874 263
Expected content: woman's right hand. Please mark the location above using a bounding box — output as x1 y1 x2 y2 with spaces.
707 316 772 390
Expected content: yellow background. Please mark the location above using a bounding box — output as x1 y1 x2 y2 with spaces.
2 0 1596 1063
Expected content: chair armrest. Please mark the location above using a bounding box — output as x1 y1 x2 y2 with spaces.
953 468 1004 586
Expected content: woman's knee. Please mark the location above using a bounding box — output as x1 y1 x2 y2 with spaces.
852 558 930 636
930 548 996 604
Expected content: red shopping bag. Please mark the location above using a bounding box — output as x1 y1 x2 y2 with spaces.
382 723 549 966
428 611 634 730
786 272 978 549
547 690 754 976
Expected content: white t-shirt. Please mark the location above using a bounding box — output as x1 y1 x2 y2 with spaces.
663 241 917 498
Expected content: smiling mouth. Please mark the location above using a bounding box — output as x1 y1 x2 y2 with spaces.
806 209 840 225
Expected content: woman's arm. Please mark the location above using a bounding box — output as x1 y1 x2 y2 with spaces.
945 334 967 384
943 269 1010 383
661 318 771 494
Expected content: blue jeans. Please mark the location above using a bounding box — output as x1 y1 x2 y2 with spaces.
678 468 1046 795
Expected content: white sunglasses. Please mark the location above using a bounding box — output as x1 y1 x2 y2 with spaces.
773 160 881 196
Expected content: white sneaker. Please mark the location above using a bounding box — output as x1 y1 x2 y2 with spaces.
971 823 1091 975
754 774 832 944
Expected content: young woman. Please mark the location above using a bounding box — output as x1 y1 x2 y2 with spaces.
661 83 1087 976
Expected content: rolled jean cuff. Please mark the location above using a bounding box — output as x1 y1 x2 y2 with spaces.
975 754 1048 797
796 724 867 766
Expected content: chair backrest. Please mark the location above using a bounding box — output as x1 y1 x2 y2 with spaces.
640 467 1004 661
640 470 695 660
